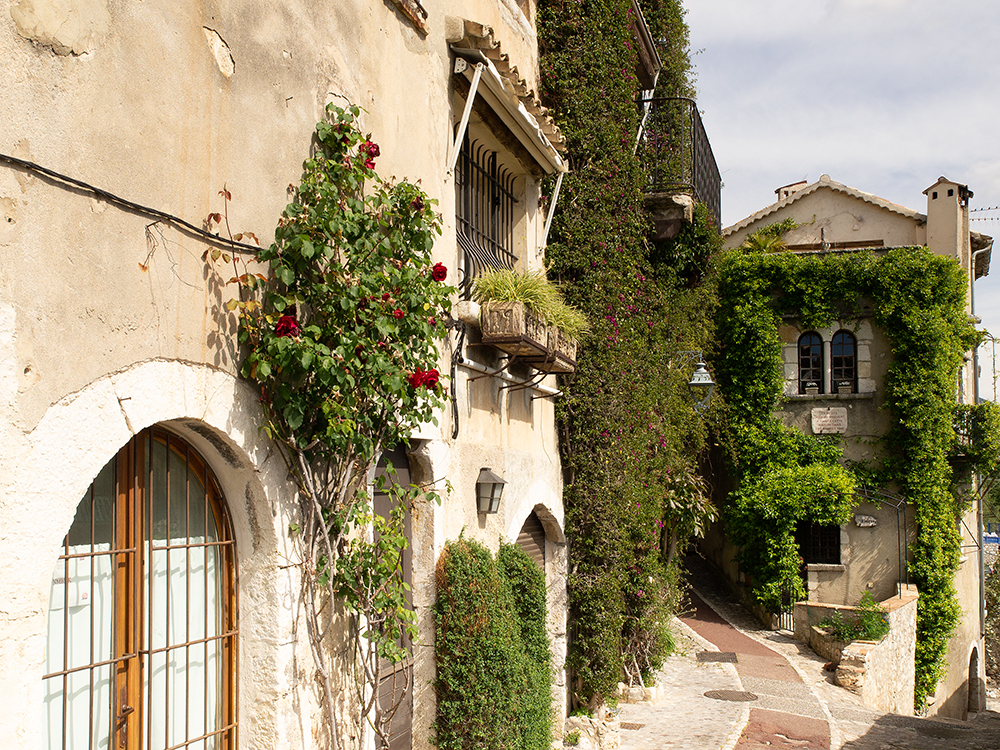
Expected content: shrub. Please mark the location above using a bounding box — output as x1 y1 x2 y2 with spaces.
434 539 553 750
821 593 891 642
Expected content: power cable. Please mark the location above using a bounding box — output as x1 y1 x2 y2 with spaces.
0 152 262 254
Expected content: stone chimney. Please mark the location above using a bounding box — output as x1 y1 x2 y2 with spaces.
922 176 972 270
775 180 808 201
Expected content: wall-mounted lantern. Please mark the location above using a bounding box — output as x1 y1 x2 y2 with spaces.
476 468 506 514
688 361 715 414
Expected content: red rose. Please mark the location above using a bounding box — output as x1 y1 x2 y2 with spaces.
393 309 404 319
360 140 379 169
407 368 440 389
422 368 440 389
411 196 425 211
275 314 300 338
382 292 391 301
431 262 447 282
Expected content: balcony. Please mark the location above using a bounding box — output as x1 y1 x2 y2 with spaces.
635 97 721 232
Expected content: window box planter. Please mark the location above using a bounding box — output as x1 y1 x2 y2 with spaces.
522 326 578 373
480 301 549 358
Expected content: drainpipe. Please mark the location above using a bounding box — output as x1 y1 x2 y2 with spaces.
971 244 991 640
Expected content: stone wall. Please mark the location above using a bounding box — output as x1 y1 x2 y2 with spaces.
794 585 918 715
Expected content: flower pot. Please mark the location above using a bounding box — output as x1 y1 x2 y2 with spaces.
480 301 549 358
522 325 577 373
521 326 576 372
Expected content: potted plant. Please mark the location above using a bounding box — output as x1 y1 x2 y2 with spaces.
472 269 589 371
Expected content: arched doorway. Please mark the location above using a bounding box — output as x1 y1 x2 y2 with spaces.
969 646 983 714
374 446 413 750
517 511 546 572
42 427 238 749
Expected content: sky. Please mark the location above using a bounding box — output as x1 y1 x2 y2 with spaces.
684 0 1000 401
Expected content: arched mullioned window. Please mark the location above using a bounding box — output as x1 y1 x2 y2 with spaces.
798 332 824 394
43 427 238 749
832 330 858 394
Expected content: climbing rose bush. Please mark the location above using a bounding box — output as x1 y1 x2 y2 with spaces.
238 102 454 466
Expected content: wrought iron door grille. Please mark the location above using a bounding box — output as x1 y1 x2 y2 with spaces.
456 137 518 294
42 429 238 750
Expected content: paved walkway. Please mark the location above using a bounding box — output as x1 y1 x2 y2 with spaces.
617 559 1000 750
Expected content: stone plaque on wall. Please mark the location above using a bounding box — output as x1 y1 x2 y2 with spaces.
812 407 848 434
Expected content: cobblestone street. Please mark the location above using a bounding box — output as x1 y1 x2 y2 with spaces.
617 559 1000 750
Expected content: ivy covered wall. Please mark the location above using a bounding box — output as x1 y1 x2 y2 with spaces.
538 0 720 704
714 245 981 710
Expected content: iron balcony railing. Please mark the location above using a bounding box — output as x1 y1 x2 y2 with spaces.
635 97 721 229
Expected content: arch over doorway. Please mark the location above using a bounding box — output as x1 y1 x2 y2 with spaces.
2 360 293 748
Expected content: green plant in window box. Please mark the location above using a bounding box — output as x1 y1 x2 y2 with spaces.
472 268 590 338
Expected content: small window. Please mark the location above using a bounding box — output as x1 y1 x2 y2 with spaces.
796 521 841 565
798 332 824 394
456 135 519 293
831 330 857 394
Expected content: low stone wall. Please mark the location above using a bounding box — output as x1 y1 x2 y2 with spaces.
563 709 620 750
794 585 919 714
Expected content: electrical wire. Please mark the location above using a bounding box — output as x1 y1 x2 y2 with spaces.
0 152 262 254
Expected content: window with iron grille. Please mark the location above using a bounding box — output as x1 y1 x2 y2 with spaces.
43 428 238 750
456 135 519 292
798 332 824 394
796 521 841 565
831 330 857 393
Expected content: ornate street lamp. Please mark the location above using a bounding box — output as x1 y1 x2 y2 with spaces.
687 361 715 415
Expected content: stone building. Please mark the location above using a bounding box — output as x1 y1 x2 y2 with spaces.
704 174 993 718
0 0 576 747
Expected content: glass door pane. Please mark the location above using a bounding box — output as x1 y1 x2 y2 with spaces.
43 460 117 750
144 433 223 750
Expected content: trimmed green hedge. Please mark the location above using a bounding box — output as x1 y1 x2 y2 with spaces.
433 539 552 750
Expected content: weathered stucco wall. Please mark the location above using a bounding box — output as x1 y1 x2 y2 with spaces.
722 177 926 251
2 0 568 746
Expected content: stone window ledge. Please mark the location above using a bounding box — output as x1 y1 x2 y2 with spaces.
786 392 875 402
806 563 846 573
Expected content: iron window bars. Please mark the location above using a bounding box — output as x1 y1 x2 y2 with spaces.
796 521 842 566
42 428 238 750
456 135 518 295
